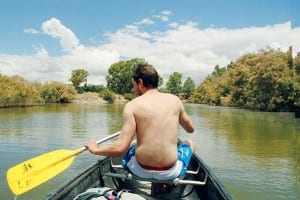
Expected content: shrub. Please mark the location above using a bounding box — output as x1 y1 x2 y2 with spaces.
123 93 135 100
99 89 116 103
39 82 77 103
0 75 42 107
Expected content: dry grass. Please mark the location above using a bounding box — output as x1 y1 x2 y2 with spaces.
72 92 127 105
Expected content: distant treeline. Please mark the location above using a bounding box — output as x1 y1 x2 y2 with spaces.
1 47 299 113
190 47 300 112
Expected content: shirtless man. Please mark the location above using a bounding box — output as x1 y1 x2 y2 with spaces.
85 63 195 180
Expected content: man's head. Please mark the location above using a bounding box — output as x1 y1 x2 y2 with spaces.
132 63 159 89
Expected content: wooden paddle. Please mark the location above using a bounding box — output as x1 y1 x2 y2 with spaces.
7 131 120 195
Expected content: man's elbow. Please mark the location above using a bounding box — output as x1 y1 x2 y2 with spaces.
115 143 129 156
186 122 195 133
187 127 195 133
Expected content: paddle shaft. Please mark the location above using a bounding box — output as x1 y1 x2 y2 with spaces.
80 131 121 151
95 131 120 148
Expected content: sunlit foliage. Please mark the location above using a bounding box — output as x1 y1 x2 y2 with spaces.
106 58 147 94
0 75 42 107
69 69 89 91
39 81 77 103
191 47 299 112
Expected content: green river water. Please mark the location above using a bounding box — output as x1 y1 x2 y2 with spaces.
0 104 299 200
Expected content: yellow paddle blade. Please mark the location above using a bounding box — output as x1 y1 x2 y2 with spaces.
7 148 83 195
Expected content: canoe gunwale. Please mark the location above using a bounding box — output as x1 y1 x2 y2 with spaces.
191 153 233 200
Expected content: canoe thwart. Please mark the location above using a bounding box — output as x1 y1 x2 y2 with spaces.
173 173 208 186
186 164 200 174
104 172 132 180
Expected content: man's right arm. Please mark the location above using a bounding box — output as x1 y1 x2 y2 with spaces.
85 102 136 156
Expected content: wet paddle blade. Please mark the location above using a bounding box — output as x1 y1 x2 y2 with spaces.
7 148 82 195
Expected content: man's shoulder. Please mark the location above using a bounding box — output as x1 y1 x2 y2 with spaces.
125 96 143 108
161 92 181 101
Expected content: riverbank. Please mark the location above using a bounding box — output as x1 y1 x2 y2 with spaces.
72 92 127 105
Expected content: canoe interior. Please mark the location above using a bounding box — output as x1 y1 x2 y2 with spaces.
45 153 233 200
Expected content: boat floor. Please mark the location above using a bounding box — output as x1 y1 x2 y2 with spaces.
101 167 201 199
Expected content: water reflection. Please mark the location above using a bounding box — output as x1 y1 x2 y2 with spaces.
104 104 124 134
194 104 298 159
189 104 299 199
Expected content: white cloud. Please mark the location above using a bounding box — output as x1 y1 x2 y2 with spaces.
153 10 172 22
42 18 80 52
135 18 154 25
0 16 299 86
24 28 39 34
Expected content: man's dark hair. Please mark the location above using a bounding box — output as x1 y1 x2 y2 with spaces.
133 63 159 88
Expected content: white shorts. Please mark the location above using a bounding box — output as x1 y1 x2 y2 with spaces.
126 156 183 180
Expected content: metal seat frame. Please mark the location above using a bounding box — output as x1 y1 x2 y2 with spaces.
104 158 207 186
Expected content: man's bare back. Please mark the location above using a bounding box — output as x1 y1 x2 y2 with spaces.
125 89 182 167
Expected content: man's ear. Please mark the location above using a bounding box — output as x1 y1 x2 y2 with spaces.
138 79 146 92
138 79 143 86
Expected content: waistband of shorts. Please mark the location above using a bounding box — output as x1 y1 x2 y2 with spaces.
138 161 175 171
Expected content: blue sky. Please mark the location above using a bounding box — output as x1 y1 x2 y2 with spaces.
0 0 299 85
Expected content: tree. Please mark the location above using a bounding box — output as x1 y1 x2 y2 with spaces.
69 69 89 90
287 46 293 70
106 58 146 94
158 76 164 88
191 47 297 112
166 72 182 95
293 52 300 114
183 76 195 98
294 52 300 76
212 65 227 77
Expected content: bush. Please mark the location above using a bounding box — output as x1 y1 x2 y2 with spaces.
0 75 42 107
99 89 116 103
39 82 77 103
123 93 135 100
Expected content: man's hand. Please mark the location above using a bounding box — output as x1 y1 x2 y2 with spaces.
84 140 99 154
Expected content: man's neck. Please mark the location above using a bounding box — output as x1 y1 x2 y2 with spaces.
142 88 158 95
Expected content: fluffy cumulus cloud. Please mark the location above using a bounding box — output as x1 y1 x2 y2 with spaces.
41 18 80 52
0 14 299 86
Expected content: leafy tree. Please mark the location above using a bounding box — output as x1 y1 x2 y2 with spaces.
158 76 164 88
78 84 105 93
212 65 227 77
69 69 89 90
166 72 182 95
106 58 146 94
182 76 195 98
293 52 300 112
294 52 300 76
287 46 293 70
191 47 298 112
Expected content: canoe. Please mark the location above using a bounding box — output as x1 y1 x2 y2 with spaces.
45 150 233 200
